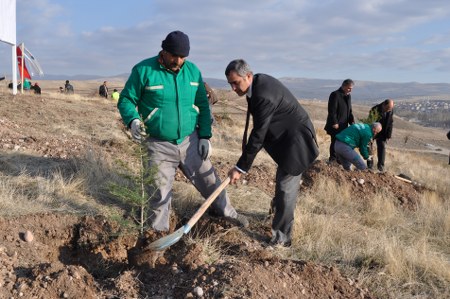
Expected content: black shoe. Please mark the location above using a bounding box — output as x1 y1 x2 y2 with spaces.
378 166 385 172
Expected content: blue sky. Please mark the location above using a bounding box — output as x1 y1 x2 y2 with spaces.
1 0 450 83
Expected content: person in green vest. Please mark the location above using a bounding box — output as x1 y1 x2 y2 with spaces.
117 30 248 232
111 89 120 101
23 79 31 90
334 122 382 171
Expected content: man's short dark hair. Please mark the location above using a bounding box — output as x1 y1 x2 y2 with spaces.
342 79 354 87
225 59 253 77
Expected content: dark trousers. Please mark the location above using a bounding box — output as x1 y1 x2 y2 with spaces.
376 139 386 168
329 134 337 161
271 168 302 245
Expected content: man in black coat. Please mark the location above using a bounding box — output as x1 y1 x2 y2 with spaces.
368 99 394 171
324 79 355 163
99 81 109 98
225 59 319 247
32 83 41 94
447 130 450 165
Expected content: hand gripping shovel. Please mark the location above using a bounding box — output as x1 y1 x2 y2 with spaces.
147 177 230 251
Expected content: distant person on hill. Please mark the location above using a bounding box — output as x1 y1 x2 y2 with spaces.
111 88 120 101
23 79 31 91
447 130 450 165
9 82 21 89
324 79 355 164
204 82 218 124
99 81 109 98
117 30 248 233
334 122 382 171
32 82 41 94
225 59 319 247
64 80 74 94
366 99 394 172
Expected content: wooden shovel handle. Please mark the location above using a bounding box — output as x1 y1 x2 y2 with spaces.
394 175 413 184
186 177 230 228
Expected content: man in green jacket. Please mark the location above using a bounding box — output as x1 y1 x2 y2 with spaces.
334 122 382 171
117 31 247 232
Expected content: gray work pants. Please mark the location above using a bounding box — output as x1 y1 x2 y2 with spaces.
144 131 237 231
334 140 367 170
271 168 302 245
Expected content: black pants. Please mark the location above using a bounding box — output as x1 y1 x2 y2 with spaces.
329 134 337 161
376 139 386 169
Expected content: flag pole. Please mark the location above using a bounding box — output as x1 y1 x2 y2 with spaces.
20 42 24 94
11 44 17 95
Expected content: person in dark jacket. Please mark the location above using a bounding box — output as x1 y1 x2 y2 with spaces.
324 79 355 163
447 130 450 165
64 80 74 94
225 59 319 247
99 81 109 98
367 99 394 171
32 82 41 94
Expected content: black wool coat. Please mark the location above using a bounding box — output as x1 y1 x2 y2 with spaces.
237 74 319 176
324 87 355 135
370 103 393 140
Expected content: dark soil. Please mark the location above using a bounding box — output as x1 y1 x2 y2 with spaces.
0 213 375 299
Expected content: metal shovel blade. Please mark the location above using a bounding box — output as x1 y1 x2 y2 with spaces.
146 177 230 251
146 225 189 251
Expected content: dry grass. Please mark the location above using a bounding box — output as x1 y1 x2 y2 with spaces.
292 172 450 298
388 149 450 195
0 163 105 216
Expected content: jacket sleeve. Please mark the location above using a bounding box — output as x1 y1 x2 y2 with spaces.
237 96 275 172
386 111 393 139
117 67 142 127
359 130 371 159
194 77 212 139
327 91 339 125
348 95 355 124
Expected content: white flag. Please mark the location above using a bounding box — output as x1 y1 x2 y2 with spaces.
23 45 44 76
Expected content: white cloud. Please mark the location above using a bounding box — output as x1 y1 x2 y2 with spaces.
2 0 450 82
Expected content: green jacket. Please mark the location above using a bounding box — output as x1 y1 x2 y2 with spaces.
117 55 211 144
336 123 373 159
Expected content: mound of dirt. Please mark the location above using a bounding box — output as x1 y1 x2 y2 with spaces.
303 160 424 210
0 213 374 298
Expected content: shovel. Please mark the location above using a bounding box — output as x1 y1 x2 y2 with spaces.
147 177 230 251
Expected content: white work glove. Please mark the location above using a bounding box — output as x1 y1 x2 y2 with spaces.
198 139 212 160
130 119 146 143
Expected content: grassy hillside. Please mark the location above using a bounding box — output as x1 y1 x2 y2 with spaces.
0 84 449 298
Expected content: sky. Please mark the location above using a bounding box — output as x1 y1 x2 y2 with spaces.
1 0 450 83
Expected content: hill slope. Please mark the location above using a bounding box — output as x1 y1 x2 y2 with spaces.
0 89 448 298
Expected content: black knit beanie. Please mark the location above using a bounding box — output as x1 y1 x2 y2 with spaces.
161 31 190 57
